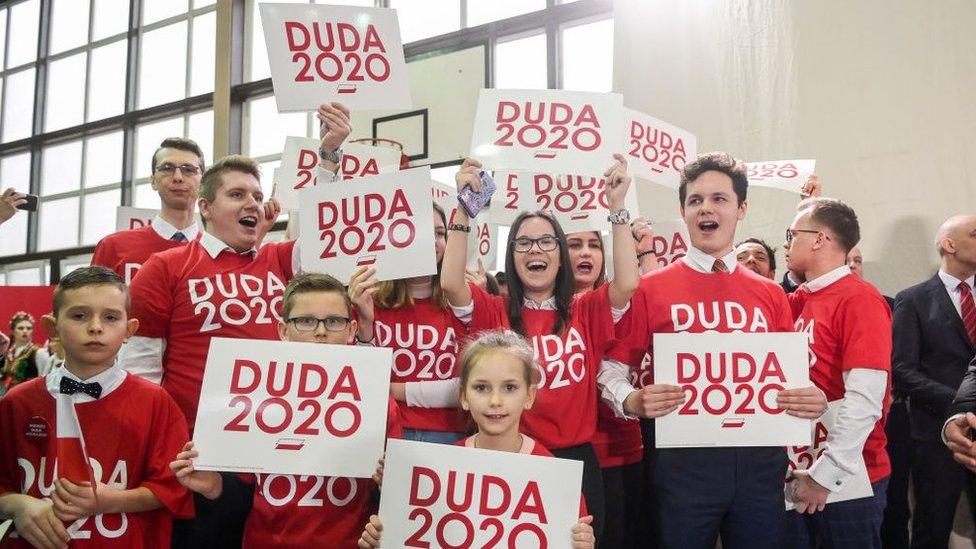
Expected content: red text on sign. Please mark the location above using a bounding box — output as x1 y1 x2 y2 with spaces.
284 21 390 84
294 148 318 190
223 359 363 437
405 466 549 548
494 101 602 153
652 232 688 267
317 190 416 259
341 154 381 180
627 121 688 173
675 351 786 416
532 175 607 214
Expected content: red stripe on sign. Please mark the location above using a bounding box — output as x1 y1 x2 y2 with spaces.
275 439 305 451
570 214 588 221
534 151 557 159
721 418 746 428
357 255 377 266
337 84 357 94
651 167 664 173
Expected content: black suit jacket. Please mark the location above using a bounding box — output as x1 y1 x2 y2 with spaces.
949 355 976 417
893 274 976 441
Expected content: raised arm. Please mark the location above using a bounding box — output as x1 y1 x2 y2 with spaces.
605 154 638 309
440 158 483 307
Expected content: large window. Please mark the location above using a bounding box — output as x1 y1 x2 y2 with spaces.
0 0 614 282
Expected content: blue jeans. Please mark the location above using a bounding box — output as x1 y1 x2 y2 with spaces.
402 429 464 445
790 477 889 549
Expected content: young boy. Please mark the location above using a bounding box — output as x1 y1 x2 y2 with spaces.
169 273 401 548
0 266 192 547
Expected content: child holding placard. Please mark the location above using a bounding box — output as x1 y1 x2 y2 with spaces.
169 273 399 548
402 154 640 541
349 202 468 444
0 266 192 547
358 329 596 548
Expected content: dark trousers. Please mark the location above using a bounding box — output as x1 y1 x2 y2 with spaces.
881 400 911 549
171 473 252 549
910 439 976 548
552 443 606 545
600 460 644 549
790 477 888 549
653 446 788 549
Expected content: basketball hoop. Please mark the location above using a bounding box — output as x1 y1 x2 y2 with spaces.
350 138 410 170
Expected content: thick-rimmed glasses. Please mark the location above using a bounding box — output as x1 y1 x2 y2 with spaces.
511 235 559 253
155 163 201 176
785 228 820 244
286 316 351 332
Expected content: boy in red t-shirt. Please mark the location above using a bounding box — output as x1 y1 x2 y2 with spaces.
600 153 828 549
0 266 191 548
169 273 400 548
783 197 891 546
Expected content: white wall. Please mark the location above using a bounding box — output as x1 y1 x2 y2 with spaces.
613 0 976 295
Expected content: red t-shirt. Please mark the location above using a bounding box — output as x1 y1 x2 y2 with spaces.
374 298 467 432
592 396 643 468
0 374 193 547
91 225 187 284
456 434 588 517
128 239 296 429
240 396 402 548
465 283 617 450
789 273 892 482
608 261 794 368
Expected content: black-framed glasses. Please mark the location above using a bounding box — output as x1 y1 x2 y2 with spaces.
155 163 201 176
511 235 559 253
785 228 820 244
286 316 351 332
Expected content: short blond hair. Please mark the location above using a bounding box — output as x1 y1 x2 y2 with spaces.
199 155 260 203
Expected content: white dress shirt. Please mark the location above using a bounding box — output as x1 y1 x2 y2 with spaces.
937 269 976 319
46 360 128 402
151 214 199 241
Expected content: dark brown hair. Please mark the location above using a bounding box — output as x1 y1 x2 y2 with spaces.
282 273 352 319
798 197 861 254
152 137 205 173
199 155 261 203
679 152 749 206
53 266 129 316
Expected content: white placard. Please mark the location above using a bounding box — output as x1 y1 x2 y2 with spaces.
746 160 816 193
489 171 530 226
192 338 392 478
516 172 639 234
379 439 583 549
115 206 159 232
273 136 321 211
299 166 436 281
433 181 497 271
339 142 401 180
470 89 625 177
259 3 411 111
784 400 874 510
624 108 697 189
653 332 811 448
648 219 691 269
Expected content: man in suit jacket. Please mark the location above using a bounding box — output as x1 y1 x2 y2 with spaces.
894 214 976 548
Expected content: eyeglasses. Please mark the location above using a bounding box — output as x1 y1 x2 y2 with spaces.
286 316 351 332
785 228 820 244
511 235 559 253
155 163 201 176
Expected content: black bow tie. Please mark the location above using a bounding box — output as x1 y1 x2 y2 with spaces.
60 377 102 399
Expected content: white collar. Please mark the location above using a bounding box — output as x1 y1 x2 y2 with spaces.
523 296 557 310
151 215 199 241
938 269 976 293
45 360 127 403
200 230 258 260
802 265 851 293
683 245 738 274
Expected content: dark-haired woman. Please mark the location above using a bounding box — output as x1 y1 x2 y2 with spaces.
434 156 640 541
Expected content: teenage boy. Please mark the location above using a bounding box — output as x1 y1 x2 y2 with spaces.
783 197 891 546
599 152 828 549
92 138 205 283
0 266 191 548
169 273 400 548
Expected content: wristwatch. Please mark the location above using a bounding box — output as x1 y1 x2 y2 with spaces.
607 209 631 225
319 148 343 164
